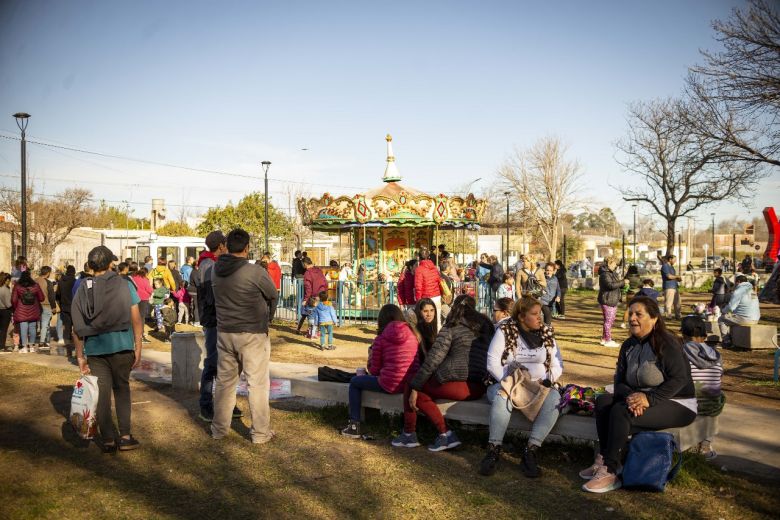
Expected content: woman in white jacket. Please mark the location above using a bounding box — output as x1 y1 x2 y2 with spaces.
479 296 564 478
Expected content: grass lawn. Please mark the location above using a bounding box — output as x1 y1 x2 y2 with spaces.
1 291 779 519
1 358 779 520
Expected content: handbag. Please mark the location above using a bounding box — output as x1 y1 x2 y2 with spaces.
621 431 682 491
500 367 550 422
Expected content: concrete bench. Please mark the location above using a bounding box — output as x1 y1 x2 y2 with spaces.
282 371 716 451
731 323 778 350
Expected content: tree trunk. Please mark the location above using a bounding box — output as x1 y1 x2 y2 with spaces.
665 217 676 257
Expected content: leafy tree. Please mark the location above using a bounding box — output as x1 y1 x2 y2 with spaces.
196 192 293 246
156 221 199 236
87 201 150 230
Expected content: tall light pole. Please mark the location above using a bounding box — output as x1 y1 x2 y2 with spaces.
262 161 272 255
504 191 510 269
632 204 637 264
711 212 716 266
13 113 30 259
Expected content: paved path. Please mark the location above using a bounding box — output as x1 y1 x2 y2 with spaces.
5 349 779 480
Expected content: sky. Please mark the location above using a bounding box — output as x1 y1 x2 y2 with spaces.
0 0 777 231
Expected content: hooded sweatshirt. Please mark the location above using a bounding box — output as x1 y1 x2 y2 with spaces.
192 251 218 328
212 254 278 334
71 271 132 337
683 340 724 416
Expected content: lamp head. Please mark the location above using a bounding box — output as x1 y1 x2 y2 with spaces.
12 112 30 132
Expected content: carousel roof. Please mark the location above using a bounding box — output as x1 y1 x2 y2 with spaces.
297 135 487 231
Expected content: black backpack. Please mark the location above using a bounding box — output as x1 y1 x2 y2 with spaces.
523 269 544 297
21 288 37 306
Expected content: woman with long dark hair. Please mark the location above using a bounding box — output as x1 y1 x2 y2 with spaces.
413 297 437 360
341 304 419 439
12 270 44 353
393 295 494 451
581 296 696 493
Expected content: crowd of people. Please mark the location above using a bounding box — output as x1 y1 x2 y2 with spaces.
5 238 755 493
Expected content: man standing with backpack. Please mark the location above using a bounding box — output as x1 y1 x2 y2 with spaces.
517 255 546 298
211 228 278 444
192 231 241 422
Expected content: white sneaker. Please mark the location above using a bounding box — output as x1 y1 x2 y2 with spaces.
619 322 627 329
603 340 620 348
598 340 606 346
57 339 65 345
19 347 29 353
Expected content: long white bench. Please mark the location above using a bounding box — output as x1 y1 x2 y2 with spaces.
281 370 717 451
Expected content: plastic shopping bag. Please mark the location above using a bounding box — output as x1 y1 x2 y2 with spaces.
70 375 99 439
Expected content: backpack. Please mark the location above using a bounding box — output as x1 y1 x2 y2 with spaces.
622 432 682 491
523 269 544 297
21 287 37 306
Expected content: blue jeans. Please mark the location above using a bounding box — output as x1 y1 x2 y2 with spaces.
348 375 385 421
319 324 333 347
199 326 218 409
39 307 53 343
19 321 37 346
486 382 562 446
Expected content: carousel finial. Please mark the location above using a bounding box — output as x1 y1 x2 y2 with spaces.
383 133 401 183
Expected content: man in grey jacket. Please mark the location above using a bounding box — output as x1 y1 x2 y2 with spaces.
211 228 278 444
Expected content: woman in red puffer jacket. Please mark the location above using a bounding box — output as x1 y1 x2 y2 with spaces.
341 304 420 439
12 270 44 352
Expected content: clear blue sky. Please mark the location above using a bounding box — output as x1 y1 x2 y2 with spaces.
0 0 776 229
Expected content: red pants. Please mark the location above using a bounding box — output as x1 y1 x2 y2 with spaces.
403 379 486 433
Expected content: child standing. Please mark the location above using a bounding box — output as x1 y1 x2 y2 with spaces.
314 290 339 350
303 297 318 339
160 298 177 343
173 284 191 324
151 278 170 332
496 273 515 300
636 278 659 301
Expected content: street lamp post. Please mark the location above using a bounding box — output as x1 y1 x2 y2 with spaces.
504 191 510 270
262 161 272 255
13 112 30 258
711 212 716 268
632 204 637 264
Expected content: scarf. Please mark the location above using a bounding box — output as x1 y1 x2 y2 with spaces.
197 250 217 267
496 319 556 380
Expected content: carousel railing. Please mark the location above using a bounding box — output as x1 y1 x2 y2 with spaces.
275 275 496 326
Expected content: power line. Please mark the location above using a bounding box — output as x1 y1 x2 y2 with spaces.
0 133 372 191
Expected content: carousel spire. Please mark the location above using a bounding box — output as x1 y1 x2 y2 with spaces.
382 133 402 183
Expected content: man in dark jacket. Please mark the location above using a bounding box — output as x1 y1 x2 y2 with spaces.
56 265 77 357
292 250 305 278
297 257 328 333
211 228 278 445
191 230 239 422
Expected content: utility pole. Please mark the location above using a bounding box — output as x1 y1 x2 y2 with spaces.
13 113 30 258
262 161 272 254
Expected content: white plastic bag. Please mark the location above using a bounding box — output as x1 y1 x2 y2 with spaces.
70 375 99 439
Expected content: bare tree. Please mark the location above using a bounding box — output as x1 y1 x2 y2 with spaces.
499 136 581 261
0 186 93 266
686 0 780 167
616 98 763 256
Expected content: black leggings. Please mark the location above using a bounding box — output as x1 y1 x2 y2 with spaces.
0 308 11 348
595 393 696 472
541 304 552 325
89 350 135 442
558 287 567 315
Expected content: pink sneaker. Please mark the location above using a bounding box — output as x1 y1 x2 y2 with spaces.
578 453 604 480
582 465 621 493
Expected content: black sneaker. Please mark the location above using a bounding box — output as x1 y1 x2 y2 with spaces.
118 435 141 451
232 407 243 418
340 420 362 439
142 335 152 344
479 443 502 476
520 444 541 478
199 407 214 422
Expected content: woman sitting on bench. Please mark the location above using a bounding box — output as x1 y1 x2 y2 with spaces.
394 295 494 451
479 296 564 478
581 295 696 493
341 304 419 439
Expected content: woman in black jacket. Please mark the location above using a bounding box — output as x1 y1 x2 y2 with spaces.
393 294 494 452
597 256 625 348
581 296 696 493
554 260 568 319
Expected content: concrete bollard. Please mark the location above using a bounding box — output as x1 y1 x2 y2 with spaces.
171 331 206 391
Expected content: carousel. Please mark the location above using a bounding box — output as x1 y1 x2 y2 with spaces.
297 134 487 313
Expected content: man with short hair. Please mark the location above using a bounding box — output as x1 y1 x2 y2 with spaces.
73 246 143 452
180 256 195 285
661 254 681 319
56 265 77 357
143 256 154 272
292 250 305 278
297 257 328 333
192 231 240 421
36 266 57 349
211 228 278 444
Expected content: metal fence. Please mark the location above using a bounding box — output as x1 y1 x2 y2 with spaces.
275 275 496 326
